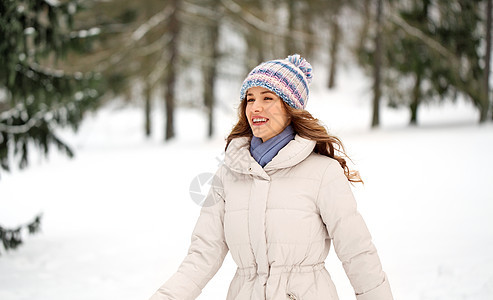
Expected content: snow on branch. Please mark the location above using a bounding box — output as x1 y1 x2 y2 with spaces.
43 0 60 7
0 214 42 255
0 107 51 134
0 93 87 135
69 27 101 39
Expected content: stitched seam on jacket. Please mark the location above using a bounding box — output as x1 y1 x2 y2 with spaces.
266 207 318 214
314 159 339 210
224 208 248 213
266 238 326 245
268 176 319 182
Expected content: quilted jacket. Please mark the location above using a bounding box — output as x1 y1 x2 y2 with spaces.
150 135 393 300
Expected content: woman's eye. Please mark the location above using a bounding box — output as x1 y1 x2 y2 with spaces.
264 97 273 100
247 98 254 102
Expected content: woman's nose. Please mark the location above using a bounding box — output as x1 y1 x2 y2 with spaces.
252 101 263 112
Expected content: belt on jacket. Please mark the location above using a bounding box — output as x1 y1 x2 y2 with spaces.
236 262 325 276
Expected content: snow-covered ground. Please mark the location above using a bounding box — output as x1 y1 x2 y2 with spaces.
1 65 492 300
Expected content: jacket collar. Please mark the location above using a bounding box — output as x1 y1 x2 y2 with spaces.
224 134 316 179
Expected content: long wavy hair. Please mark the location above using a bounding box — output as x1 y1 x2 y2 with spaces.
225 98 363 183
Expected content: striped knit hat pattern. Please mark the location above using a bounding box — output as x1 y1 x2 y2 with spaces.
239 54 313 110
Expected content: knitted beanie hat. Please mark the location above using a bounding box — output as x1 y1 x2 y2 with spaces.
239 54 313 110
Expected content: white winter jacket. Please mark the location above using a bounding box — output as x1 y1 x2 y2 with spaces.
150 135 393 300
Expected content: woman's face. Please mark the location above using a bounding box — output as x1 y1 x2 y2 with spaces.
245 86 290 142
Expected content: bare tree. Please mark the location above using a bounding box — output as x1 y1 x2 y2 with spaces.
203 2 221 138
372 0 383 128
328 3 342 89
164 0 182 140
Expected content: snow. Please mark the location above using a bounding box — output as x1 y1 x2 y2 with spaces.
1 65 493 300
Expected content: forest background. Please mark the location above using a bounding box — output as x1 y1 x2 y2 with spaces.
1 0 492 299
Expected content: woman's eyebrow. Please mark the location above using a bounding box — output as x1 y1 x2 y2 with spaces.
247 91 275 96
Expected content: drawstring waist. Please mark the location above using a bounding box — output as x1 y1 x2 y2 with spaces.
236 262 325 276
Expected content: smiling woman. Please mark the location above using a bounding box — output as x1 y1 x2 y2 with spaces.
245 87 291 142
150 54 394 300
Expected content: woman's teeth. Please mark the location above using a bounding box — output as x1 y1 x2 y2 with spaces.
253 118 268 123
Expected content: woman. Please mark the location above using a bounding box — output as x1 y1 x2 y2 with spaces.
150 54 393 300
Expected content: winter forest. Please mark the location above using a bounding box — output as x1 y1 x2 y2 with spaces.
1 0 493 299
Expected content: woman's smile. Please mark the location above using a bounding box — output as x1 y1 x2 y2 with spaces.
251 115 269 126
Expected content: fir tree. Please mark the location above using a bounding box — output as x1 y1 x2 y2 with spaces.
384 0 435 125
0 0 101 174
433 0 489 122
0 0 101 253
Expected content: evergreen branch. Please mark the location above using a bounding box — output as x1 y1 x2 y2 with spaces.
0 108 51 134
0 214 42 255
0 93 88 134
385 7 459 65
27 61 92 81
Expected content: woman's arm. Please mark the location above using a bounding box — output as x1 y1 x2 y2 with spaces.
150 168 228 300
317 161 393 300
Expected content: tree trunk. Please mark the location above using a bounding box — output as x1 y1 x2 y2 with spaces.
144 81 152 137
246 28 264 71
485 0 492 121
357 0 372 54
372 0 383 128
328 5 341 89
303 3 315 58
410 72 421 125
164 0 181 141
285 0 296 54
204 18 220 138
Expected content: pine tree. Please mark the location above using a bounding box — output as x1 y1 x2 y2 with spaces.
430 0 487 122
384 0 435 125
485 0 492 120
0 0 101 174
358 0 490 125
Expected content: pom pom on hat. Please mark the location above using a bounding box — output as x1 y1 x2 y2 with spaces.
239 54 313 110
287 54 313 84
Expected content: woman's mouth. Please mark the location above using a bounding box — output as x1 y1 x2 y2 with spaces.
252 117 269 126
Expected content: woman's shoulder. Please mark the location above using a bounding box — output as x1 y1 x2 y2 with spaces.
305 151 339 167
301 152 344 179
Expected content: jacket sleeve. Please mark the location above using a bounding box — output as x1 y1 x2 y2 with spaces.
317 161 393 300
150 167 229 300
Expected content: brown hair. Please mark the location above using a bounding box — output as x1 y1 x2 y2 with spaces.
225 98 363 183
